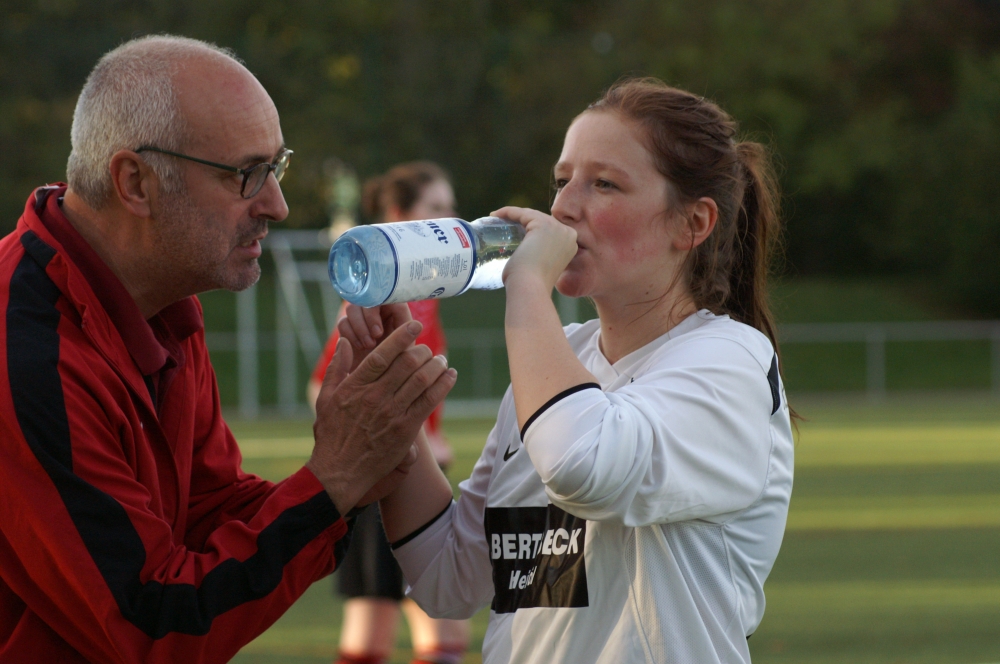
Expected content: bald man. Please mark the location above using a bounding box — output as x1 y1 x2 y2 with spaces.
0 35 455 663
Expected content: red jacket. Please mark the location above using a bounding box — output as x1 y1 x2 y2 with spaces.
0 186 349 663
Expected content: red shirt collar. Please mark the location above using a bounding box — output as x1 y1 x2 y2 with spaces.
33 185 203 377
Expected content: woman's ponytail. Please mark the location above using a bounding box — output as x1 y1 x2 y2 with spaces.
729 141 781 352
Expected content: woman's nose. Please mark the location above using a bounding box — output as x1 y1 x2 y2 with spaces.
550 183 580 224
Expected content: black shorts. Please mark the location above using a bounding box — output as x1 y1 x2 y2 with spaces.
336 503 405 601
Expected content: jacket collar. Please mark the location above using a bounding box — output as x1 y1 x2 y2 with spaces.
21 185 203 379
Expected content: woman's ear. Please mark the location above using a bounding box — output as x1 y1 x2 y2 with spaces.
673 197 718 251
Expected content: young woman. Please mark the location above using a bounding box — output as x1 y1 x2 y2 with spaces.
309 162 469 664
338 78 794 663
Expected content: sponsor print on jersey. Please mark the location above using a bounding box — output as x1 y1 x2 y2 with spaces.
380 220 474 303
484 504 588 614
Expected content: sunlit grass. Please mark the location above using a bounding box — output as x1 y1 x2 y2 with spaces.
231 417 494 664
231 396 1000 663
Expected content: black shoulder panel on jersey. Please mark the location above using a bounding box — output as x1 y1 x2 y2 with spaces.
7 231 341 639
520 382 602 440
767 353 780 415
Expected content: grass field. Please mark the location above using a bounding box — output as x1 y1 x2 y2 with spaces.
227 393 1000 664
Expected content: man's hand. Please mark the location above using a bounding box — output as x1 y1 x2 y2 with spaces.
353 441 419 507
336 303 412 373
306 321 457 516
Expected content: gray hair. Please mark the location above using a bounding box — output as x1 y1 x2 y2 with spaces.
66 35 241 209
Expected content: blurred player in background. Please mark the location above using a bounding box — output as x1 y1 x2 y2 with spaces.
309 161 469 664
340 77 795 663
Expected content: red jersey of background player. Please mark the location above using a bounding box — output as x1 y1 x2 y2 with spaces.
312 299 447 436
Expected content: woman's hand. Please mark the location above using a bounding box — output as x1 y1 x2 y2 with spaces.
337 302 415 373
492 206 578 291
492 206 597 433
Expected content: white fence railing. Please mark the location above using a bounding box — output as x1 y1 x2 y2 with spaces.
211 232 1000 416
209 318 1000 417
781 321 1000 399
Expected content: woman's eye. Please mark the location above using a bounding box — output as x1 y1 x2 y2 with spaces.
553 179 568 191
595 179 616 190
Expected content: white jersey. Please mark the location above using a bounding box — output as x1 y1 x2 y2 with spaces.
393 311 794 664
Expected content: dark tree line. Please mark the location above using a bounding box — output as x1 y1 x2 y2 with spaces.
3 0 1000 312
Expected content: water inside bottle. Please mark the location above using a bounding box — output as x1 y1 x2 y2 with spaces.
467 218 526 290
332 239 368 296
329 225 398 306
329 217 524 305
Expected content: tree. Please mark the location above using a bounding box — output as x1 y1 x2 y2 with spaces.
2 0 1000 311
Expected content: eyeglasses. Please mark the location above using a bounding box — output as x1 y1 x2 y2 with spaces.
134 146 293 199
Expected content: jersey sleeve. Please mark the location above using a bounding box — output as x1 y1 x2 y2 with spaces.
521 337 776 527
0 329 347 664
390 394 507 619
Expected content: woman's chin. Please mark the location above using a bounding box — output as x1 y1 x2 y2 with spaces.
555 273 590 299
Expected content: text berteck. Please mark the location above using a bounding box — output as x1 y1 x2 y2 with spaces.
484 504 589 613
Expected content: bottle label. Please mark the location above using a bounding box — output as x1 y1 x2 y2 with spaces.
376 220 476 304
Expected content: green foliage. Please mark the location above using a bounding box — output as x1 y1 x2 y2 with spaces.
3 1 1000 310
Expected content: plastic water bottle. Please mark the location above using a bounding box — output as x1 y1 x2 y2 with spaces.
328 216 525 306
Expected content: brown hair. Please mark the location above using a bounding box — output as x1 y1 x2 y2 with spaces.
361 161 450 222
587 77 782 354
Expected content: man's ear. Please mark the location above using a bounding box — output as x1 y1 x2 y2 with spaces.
109 150 156 218
673 197 718 251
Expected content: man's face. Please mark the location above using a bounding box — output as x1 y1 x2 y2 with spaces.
153 55 289 294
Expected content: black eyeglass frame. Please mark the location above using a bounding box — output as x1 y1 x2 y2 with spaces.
134 146 293 199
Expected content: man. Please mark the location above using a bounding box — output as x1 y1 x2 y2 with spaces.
0 35 455 663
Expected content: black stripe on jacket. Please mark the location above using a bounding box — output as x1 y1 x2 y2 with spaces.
7 231 341 638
